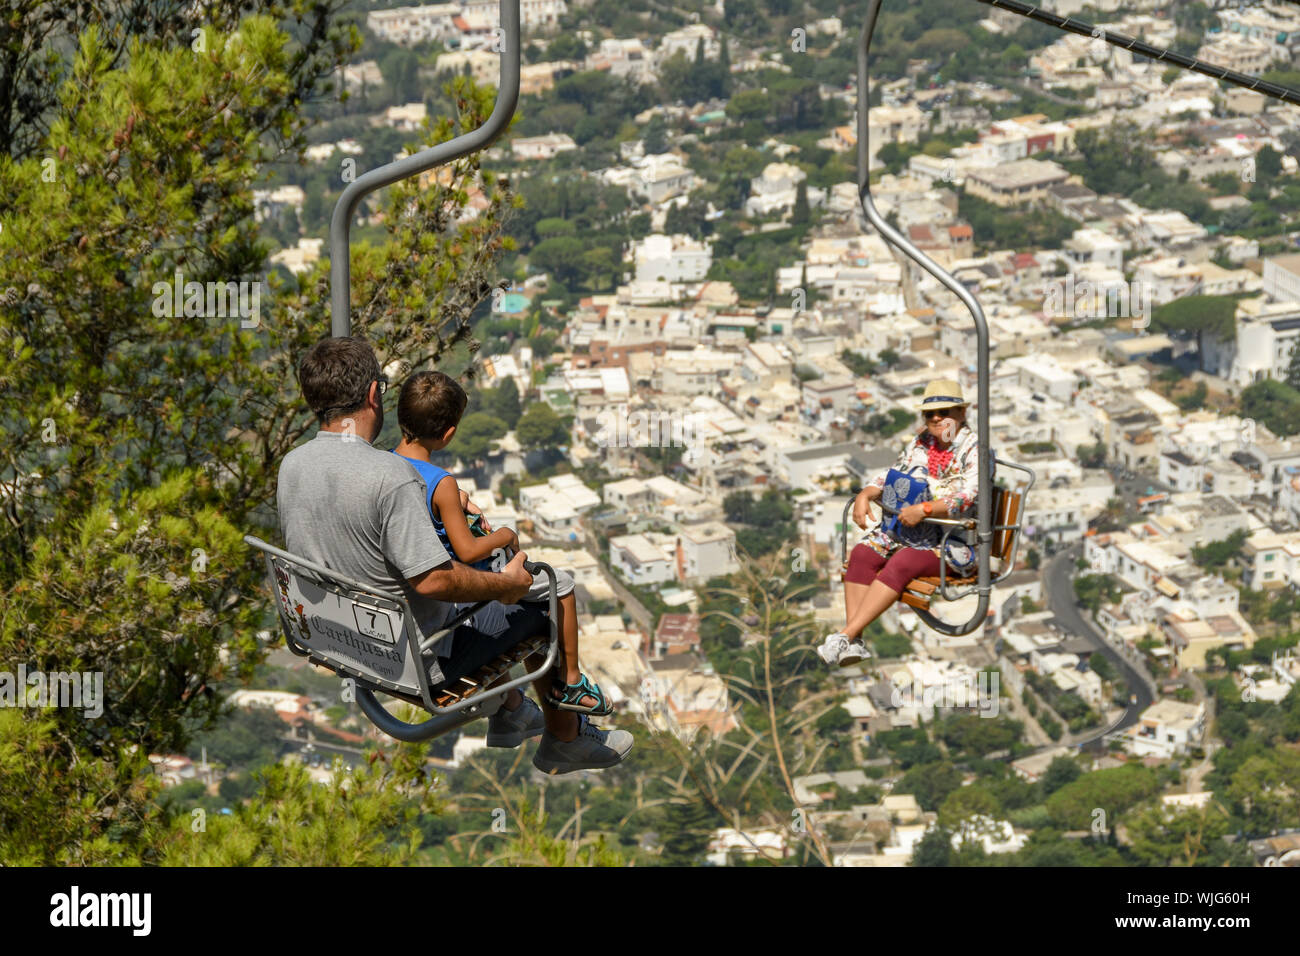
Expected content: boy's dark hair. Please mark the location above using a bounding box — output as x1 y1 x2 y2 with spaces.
398 370 467 441
298 337 382 424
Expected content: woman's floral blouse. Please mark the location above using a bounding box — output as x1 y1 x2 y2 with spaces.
858 422 981 573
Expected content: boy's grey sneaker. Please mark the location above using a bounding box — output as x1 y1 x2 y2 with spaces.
817 633 849 666
486 695 545 748
837 639 868 667
532 716 633 774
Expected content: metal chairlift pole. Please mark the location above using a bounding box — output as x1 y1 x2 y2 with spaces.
857 0 993 636
328 0 522 339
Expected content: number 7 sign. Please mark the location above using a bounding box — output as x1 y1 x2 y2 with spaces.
351 603 396 645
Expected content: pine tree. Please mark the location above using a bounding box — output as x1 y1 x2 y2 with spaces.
0 14 517 863
1286 342 1300 390
792 181 811 225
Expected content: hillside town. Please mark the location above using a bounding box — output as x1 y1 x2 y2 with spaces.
146 0 1300 867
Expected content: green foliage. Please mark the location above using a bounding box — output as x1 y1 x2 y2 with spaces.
723 489 797 556
1076 442 1107 468
1175 381 1209 412
659 45 730 106
938 784 1001 829
187 706 289 771
840 350 878 377
870 628 913 659
936 715 1023 758
514 401 569 452
1241 379 1300 438
1073 573 1121 613
1043 763 1162 829
1151 295 1237 342
659 799 717 866
453 412 508 463
1089 653 1115 683
0 8 517 863
489 803 628 867
1124 799 1248 866
958 191 1076 252
1191 529 1247 570
165 745 442 865
895 761 964 811
910 824 954 866
864 408 915 438
1040 757 1082 796
473 378 522 429
1064 124 1209 223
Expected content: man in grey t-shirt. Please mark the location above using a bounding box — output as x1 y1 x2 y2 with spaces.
276 337 632 774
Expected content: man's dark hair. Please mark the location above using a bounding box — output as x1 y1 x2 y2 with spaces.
397 370 467 442
297 337 382 424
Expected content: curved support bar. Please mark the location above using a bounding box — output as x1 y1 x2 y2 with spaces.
911 606 982 637
859 1 988 637
329 0 521 337
840 495 856 567
355 686 489 742
526 561 560 651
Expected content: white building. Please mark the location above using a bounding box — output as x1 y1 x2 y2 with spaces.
1242 528 1300 591
366 5 461 46
657 24 721 64
676 521 740 583
632 233 712 284
1227 307 1300 387
513 133 578 160
609 533 676 585
518 474 601 539
461 0 568 30
1123 699 1206 758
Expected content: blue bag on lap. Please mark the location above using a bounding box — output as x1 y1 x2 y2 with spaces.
879 467 940 550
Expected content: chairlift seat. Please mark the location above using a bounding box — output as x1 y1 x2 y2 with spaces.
840 456 1034 621
898 484 1024 612
245 535 558 741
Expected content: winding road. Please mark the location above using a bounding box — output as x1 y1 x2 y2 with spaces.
1042 542 1156 750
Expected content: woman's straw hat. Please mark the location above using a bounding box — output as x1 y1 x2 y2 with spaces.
916 379 969 411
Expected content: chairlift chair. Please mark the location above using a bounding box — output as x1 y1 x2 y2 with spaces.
246 535 559 742
839 456 1035 635
850 0 1300 634
244 0 542 741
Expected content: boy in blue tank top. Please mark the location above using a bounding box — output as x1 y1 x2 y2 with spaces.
393 370 613 716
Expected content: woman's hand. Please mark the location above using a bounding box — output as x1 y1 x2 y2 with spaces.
852 487 880 529
898 503 928 527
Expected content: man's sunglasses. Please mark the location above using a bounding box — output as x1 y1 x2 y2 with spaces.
923 409 950 420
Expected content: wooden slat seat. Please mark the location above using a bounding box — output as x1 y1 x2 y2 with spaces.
431 635 550 708
898 485 1023 612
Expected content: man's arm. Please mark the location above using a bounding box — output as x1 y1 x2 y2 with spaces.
408 549 533 604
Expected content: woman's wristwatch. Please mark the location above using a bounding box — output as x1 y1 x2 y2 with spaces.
923 501 934 516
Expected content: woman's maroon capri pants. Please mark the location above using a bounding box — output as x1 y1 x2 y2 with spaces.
844 543 942 593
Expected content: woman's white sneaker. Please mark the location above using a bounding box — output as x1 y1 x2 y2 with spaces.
817 633 849 665
837 640 868 667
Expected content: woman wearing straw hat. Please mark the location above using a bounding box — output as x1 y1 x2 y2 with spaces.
818 379 981 666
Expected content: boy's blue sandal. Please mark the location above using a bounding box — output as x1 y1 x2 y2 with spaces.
548 673 614 717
